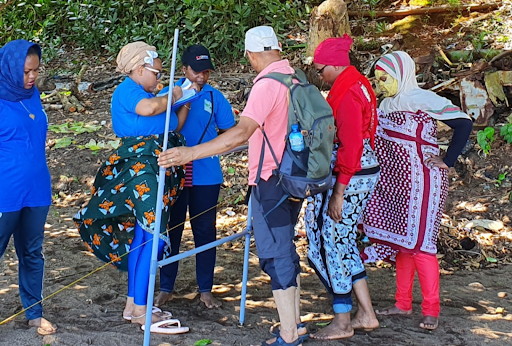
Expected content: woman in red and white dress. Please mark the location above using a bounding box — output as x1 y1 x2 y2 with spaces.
362 51 472 330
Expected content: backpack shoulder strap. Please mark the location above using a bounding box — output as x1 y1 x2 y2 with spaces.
259 72 294 87
292 68 308 83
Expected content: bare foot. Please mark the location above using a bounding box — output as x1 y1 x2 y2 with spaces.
154 291 172 307
28 317 56 335
130 305 172 325
200 292 222 308
310 313 354 340
131 311 170 325
123 296 135 320
375 306 412 316
351 314 380 331
419 315 438 330
310 322 354 340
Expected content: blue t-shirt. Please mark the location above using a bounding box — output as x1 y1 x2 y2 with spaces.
0 88 52 212
111 77 178 137
166 80 235 185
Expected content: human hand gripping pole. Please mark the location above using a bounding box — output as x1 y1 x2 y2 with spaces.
158 146 196 167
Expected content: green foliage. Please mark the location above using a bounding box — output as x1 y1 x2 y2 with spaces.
363 0 382 8
48 121 102 135
0 0 313 63
500 123 512 144
194 339 212 346
375 21 388 33
470 31 491 50
53 136 74 148
476 127 495 155
77 138 121 152
495 172 507 187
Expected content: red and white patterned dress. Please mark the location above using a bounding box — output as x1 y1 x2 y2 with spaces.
362 110 449 263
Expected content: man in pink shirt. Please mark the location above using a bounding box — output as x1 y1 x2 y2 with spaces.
159 26 305 346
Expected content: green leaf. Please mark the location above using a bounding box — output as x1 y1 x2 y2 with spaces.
486 257 498 263
484 126 495 139
316 322 330 326
477 131 487 143
234 194 244 204
227 167 235 174
194 339 212 346
54 137 73 148
108 139 121 149
48 123 71 133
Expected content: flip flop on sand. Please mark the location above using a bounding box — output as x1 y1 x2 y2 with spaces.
140 319 189 334
270 322 309 343
123 306 171 321
419 316 438 330
30 318 57 336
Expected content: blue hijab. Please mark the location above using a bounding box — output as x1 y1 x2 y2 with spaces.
0 40 41 102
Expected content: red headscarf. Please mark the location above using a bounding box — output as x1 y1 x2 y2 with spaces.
313 34 353 66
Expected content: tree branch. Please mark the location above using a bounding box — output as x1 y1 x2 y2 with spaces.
348 3 500 18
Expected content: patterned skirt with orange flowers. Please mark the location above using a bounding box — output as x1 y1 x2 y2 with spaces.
74 133 186 271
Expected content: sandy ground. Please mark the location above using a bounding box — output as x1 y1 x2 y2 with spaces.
1 222 512 346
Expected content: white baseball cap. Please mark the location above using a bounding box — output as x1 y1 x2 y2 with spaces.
244 26 282 55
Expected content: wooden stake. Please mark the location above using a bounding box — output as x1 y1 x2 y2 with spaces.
70 65 88 100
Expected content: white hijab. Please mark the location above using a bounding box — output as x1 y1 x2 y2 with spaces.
376 51 470 121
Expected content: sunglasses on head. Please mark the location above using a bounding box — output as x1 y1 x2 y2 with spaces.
144 66 162 80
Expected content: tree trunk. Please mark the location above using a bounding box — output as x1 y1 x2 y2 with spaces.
304 0 350 65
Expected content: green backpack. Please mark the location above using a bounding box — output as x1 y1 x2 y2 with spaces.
257 69 335 198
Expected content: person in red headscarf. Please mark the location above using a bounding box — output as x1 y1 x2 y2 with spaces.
303 34 380 340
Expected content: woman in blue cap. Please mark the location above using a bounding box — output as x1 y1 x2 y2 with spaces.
155 44 235 309
0 40 56 335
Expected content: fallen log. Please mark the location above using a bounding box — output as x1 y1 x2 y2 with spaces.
442 49 503 63
69 95 85 112
430 78 458 92
42 97 60 104
58 93 76 112
43 104 63 111
348 3 499 18
490 50 512 64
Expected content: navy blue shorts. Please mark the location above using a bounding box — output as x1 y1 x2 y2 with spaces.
251 175 302 290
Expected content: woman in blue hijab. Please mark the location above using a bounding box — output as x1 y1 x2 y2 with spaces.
0 40 55 335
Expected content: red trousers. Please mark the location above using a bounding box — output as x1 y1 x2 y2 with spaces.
395 252 440 317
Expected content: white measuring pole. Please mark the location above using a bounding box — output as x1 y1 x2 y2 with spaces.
143 28 180 346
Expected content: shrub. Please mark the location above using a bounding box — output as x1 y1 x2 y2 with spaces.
0 0 313 63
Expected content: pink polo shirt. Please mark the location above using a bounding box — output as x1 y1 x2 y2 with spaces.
241 59 294 185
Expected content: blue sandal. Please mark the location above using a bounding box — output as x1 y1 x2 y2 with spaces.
270 322 309 343
261 336 301 346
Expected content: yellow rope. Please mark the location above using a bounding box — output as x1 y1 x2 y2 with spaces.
0 202 228 325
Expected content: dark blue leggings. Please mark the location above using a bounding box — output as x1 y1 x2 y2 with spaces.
128 221 165 306
0 206 49 320
160 184 220 293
